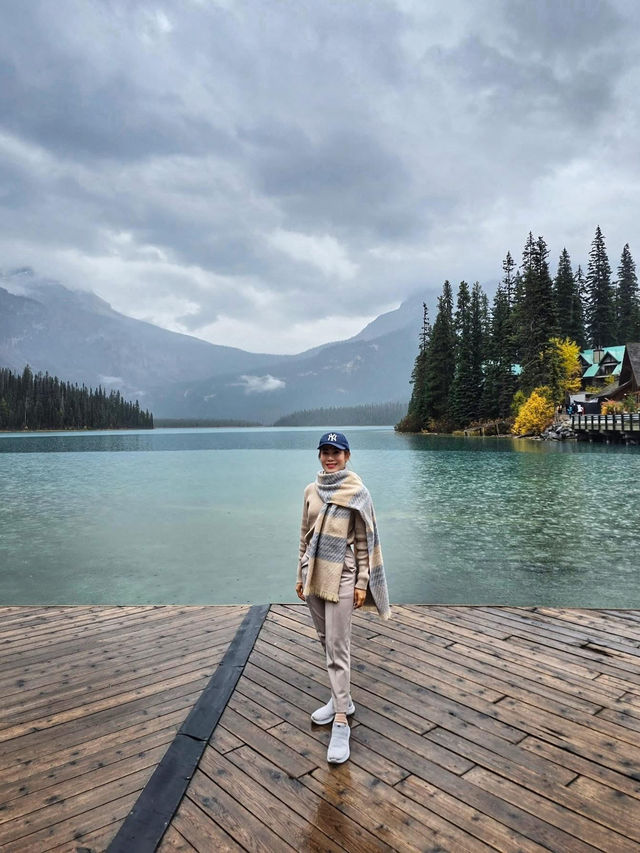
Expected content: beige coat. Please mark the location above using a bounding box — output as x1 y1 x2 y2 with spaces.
297 481 370 591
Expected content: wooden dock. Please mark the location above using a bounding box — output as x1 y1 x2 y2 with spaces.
571 412 640 443
1 604 639 852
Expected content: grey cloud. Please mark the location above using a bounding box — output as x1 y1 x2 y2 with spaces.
248 124 414 241
503 0 622 57
1 0 640 353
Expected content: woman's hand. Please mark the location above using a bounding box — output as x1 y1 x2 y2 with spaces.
295 582 305 601
353 588 366 609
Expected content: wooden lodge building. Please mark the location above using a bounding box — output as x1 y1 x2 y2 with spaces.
579 343 640 405
571 343 640 443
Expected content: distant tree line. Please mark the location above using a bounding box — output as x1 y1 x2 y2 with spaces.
154 418 261 428
398 226 640 433
0 365 153 430
274 401 407 427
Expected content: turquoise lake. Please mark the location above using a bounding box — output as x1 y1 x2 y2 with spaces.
1 426 639 607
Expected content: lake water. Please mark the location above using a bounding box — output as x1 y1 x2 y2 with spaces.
1 426 639 607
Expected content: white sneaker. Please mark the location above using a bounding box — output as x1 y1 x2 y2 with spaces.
310 697 356 725
327 721 350 764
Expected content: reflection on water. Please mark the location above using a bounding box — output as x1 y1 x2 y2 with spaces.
1 427 639 606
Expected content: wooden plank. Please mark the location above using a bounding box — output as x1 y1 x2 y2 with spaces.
0 608 244 673
304 764 456 853
0 605 159 640
269 719 409 786
595 672 640 698
249 643 433 734
0 744 169 833
0 767 154 848
503 607 640 646
463 767 639 851
165 796 242 852
423 724 576 787
157 824 198 852
227 744 395 853
108 604 268 853
23 795 135 853
199 748 347 852
219 708 315 779
597 704 640 732
0 642 237 725
0 666 216 742
443 637 624 704
567 775 640 836
0 610 243 682
0 606 215 659
0 690 202 772
0 726 177 812
474 606 640 652
186 768 297 852
260 620 498 733
366 625 607 716
0 621 241 703
494 694 640 758
0 684 206 765
47 820 123 853
226 691 282 730
209 725 243 754
395 775 547 853
518 736 640 801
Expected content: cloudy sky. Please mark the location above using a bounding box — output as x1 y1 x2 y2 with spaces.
1 0 640 353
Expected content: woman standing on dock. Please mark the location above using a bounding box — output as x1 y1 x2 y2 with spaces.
296 431 390 764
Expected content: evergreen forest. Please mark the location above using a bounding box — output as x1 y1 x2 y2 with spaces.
0 365 154 431
274 401 407 427
398 227 640 433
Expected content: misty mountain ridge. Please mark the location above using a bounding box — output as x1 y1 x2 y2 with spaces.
0 267 441 422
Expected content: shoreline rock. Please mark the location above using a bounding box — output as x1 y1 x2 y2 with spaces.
540 422 576 441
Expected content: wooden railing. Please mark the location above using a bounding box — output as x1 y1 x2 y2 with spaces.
571 413 640 432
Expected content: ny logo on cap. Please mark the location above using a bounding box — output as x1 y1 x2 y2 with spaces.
328 433 338 441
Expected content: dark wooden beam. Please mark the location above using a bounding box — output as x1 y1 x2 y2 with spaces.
106 604 269 853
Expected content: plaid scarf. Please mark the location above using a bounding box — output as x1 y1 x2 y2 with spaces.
303 468 391 620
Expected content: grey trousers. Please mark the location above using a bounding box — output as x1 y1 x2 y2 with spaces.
303 554 356 714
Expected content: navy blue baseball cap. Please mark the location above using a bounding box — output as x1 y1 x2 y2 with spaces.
317 431 350 451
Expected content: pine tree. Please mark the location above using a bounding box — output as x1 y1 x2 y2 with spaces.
484 283 518 419
449 281 477 427
585 226 615 346
469 282 486 420
400 303 431 431
553 248 584 346
518 234 557 391
424 281 455 427
502 251 516 309
616 243 640 343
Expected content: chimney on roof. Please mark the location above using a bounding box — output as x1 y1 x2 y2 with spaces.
593 346 603 364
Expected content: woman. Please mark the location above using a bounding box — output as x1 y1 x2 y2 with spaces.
296 431 390 764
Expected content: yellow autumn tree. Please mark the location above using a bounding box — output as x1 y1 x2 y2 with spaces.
548 337 581 403
512 386 555 435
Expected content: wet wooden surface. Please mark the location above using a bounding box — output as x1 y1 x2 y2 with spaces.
0 605 248 852
1 604 640 851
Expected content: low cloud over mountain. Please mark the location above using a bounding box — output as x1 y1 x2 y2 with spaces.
1 268 438 422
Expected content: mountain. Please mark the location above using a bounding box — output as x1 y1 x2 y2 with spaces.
0 268 440 422
0 268 285 398
145 324 418 422
146 291 443 422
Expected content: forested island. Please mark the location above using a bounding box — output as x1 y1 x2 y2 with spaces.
397 227 640 434
0 365 153 430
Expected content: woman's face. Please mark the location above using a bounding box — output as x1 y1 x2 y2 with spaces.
319 445 349 473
